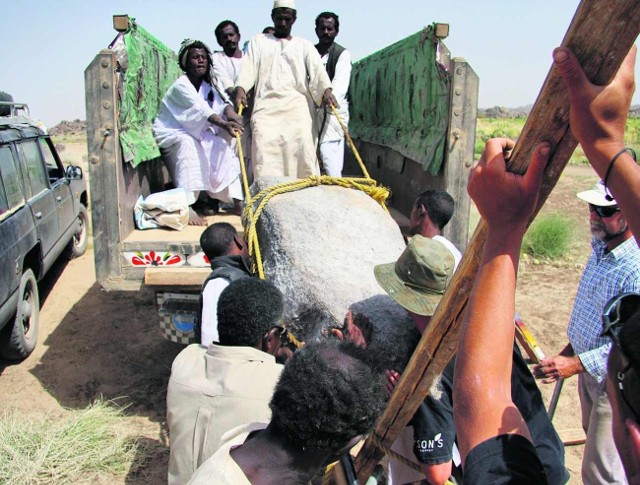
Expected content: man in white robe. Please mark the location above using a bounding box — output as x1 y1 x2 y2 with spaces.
153 40 244 224
233 0 337 179
211 20 243 103
315 11 351 177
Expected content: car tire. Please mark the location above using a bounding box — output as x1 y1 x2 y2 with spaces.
69 204 89 259
0 268 40 361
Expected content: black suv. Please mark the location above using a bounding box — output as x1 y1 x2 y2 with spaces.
0 102 88 360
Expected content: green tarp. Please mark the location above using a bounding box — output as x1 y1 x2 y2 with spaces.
118 18 181 167
349 25 451 175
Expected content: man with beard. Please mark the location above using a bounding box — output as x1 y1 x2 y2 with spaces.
314 11 351 177
535 180 640 484
212 21 243 102
233 0 337 179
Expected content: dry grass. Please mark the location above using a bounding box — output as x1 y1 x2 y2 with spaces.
0 400 138 484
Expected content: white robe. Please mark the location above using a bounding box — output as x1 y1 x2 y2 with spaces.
211 51 243 102
317 48 352 176
236 34 332 179
153 75 242 203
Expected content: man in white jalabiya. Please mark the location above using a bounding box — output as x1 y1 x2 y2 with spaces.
315 11 351 177
211 20 243 103
233 0 338 179
153 39 244 226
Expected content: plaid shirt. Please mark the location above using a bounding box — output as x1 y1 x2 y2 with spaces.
568 237 640 382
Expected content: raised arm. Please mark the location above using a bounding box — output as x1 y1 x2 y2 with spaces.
453 139 549 461
555 45 640 241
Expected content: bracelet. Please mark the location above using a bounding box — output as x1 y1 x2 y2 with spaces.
603 147 637 195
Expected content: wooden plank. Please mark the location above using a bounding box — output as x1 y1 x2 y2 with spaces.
514 317 546 364
85 50 122 286
558 428 586 447
353 1 640 480
144 267 210 286
444 58 479 253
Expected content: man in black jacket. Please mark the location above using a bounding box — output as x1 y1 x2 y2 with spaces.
197 222 252 345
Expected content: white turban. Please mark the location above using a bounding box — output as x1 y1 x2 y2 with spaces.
273 0 296 9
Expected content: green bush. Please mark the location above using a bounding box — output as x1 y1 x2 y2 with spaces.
523 213 574 259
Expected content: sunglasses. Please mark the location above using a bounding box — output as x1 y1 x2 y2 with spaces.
588 203 620 218
602 292 640 419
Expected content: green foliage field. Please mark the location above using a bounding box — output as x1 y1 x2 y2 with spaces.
475 117 640 164
523 213 575 259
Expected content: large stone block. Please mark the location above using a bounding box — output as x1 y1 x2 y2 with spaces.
252 177 419 367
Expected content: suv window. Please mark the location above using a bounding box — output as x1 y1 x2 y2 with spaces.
17 140 48 199
0 146 25 214
39 138 64 182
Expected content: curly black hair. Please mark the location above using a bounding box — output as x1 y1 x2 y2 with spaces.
315 12 340 31
217 278 284 346
214 20 240 44
269 340 386 452
200 222 237 259
414 189 455 230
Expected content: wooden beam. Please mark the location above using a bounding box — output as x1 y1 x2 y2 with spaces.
144 267 210 287
353 1 640 480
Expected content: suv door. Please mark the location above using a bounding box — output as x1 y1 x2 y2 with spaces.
16 140 58 263
39 138 75 234
0 145 29 320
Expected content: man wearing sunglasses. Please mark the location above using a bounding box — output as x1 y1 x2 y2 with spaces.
535 181 640 484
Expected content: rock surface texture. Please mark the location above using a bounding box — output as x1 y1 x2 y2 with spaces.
253 177 420 365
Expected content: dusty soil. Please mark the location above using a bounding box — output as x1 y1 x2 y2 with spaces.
0 140 600 483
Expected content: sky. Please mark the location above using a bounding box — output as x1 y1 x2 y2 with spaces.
2 0 639 127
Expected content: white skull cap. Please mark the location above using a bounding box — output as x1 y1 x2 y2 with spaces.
273 0 296 9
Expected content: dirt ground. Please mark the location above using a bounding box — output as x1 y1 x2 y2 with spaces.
0 140 600 483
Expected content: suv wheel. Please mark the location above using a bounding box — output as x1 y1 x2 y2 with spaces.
0 268 40 360
69 204 88 258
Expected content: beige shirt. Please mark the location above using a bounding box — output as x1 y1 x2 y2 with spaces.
187 422 267 485
167 344 282 484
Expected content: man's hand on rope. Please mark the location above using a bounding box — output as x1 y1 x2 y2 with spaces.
222 120 243 137
330 310 372 348
233 86 248 110
322 88 339 109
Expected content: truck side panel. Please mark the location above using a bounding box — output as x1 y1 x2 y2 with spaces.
85 51 123 286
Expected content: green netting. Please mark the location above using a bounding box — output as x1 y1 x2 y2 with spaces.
349 25 451 175
118 18 181 167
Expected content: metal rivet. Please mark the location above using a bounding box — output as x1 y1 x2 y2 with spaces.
454 110 461 117
456 67 463 75
103 101 111 110
100 59 110 68
90 156 99 165
455 88 462 96
102 81 110 89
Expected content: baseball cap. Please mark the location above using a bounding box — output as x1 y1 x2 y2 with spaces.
374 236 454 316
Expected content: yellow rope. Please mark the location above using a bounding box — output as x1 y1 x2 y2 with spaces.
322 461 338 485
243 175 389 280
235 105 252 202
232 104 389 349
330 104 371 180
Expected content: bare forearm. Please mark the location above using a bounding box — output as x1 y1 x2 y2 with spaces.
454 226 529 457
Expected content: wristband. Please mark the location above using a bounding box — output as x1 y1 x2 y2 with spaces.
603 147 636 201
